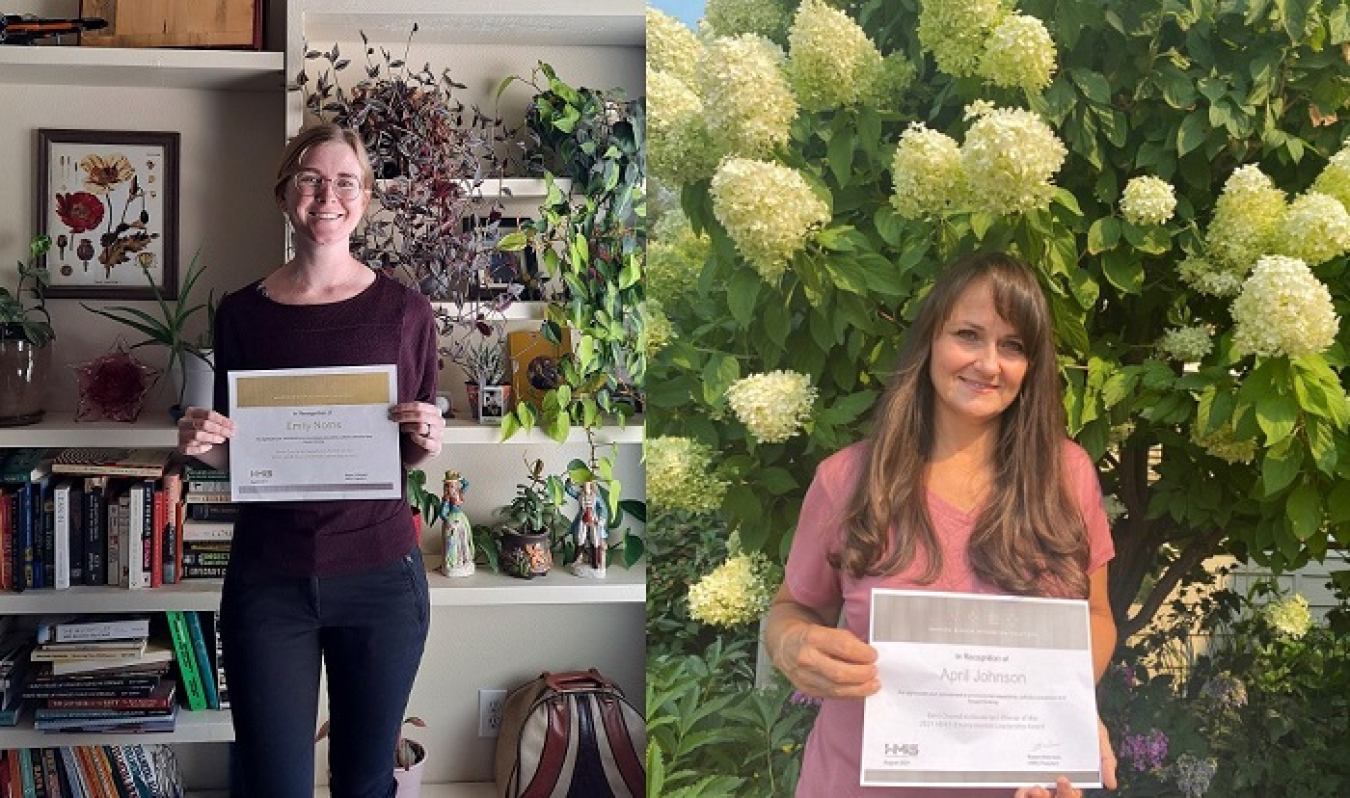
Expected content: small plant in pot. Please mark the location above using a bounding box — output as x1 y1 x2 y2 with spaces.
0 234 55 426
316 715 427 795
493 457 566 579
80 249 218 417
454 336 506 420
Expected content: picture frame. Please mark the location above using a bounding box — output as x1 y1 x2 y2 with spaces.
464 216 541 300
477 385 509 426
37 128 180 300
507 327 573 414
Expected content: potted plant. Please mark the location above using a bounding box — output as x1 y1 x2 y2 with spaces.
405 468 442 544
80 248 217 417
317 715 427 797
491 457 566 579
496 62 646 442
0 234 55 426
455 336 508 420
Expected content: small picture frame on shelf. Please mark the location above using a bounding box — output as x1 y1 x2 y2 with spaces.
477 385 509 425
37 128 180 300
464 216 541 300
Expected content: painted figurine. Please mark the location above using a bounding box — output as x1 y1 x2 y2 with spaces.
566 479 609 579
439 470 474 577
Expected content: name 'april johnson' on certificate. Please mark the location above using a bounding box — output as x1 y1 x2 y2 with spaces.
228 365 403 503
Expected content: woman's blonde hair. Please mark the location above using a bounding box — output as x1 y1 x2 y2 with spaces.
273 122 374 204
831 251 1090 598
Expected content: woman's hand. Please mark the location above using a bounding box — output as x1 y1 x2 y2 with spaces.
1012 717 1116 797
390 401 444 458
178 407 234 457
771 622 880 700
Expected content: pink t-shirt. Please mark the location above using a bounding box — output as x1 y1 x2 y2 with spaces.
785 439 1114 798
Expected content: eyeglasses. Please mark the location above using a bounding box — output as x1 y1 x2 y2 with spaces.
293 173 364 200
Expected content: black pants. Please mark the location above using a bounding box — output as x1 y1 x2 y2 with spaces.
219 548 431 797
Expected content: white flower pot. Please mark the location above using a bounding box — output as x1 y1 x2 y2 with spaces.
394 746 426 798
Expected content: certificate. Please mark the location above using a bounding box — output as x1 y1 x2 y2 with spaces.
861 589 1101 788
228 366 402 503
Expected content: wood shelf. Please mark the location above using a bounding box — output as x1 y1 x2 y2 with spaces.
0 47 283 91
301 1 642 47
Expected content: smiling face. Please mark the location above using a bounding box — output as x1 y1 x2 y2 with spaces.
928 279 1029 434
281 140 370 248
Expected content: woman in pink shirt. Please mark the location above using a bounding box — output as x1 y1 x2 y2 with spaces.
765 252 1119 798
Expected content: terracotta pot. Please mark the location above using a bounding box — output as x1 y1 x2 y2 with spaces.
0 334 51 427
497 530 552 579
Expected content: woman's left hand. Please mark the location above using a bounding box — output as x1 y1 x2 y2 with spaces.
1012 718 1116 797
390 401 444 456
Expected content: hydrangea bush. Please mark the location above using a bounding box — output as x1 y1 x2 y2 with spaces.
646 0 1350 643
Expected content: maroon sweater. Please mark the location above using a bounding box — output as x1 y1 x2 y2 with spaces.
211 275 438 578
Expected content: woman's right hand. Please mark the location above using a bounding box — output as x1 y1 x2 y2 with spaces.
177 407 234 457
772 621 881 700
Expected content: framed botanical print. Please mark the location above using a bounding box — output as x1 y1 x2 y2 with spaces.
464 215 542 300
37 129 180 299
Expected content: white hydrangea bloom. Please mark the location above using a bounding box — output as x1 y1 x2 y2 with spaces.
647 7 703 86
1177 255 1244 298
1270 192 1350 266
859 51 918 109
1206 164 1286 273
1120 176 1178 226
648 69 718 186
710 158 831 282
1191 422 1257 464
645 436 728 513
700 35 799 158
959 103 1067 215
687 552 776 627
788 0 885 111
705 0 789 39
977 13 1057 93
1262 594 1312 639
1311 140 1350 211
642 300 673 356
1230 255 1339 359
647 211 710 306
1156 325 1213 363
918 0 1005 77
890 123 965 218
724 370 819 443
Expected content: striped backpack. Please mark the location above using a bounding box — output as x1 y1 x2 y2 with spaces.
494 669 645 797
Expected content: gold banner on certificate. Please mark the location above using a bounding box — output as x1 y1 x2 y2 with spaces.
228 365 402 503
862 589 1101 788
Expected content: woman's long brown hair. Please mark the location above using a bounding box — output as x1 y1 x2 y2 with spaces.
829 252 1090 598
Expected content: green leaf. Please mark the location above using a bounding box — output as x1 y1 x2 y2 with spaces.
1256 390 1299 446
816 389 879 426
757 467 798 495
1285 483 1321 541
727 268 761 327
1327 480 1350 524
1069 67 1111 103
1099 250 1144 295
828 127 854 185
701 353 741 407
1262 439 1303 496
1176 110 1209 156
1087 216 1121 254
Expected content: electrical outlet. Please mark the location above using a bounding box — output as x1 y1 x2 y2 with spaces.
478 688 507 738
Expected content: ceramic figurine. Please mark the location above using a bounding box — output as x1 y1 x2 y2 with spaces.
566 480 609 579
438 470 474 577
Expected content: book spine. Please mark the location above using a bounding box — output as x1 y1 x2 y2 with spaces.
17 484 35 591
51 619 151 644
1 488 13 591
145 483 160 589
124 485 145 591
210 611 229 710
66 483 83 587
26 749 44 798
160 472 181 585
43 694 171 711
17 748 34 798
163 612 206 711
185 480 230 493
124 746 158 798
179 521 234 542
81 479 106 588
8 748 23 798
52 482 71 591
84 748 120 798
56 749 88 798
39 749 61 798
181 612 219 710
101 748 136 798
179 565 228 579
39 479 54 590
185 502 238 521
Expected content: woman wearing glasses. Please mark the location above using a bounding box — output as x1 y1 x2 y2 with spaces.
175 122 442 797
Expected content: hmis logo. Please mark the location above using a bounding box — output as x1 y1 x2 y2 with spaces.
885 743 920 757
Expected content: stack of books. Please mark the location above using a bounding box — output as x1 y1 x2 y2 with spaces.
0 744 186 797
180 465 234 580
23 615 178 733
0 618 35 727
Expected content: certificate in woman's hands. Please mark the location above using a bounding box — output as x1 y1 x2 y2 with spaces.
228 365 402 502
861 589 1101 788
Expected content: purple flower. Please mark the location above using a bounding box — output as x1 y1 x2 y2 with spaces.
789 690 823 707
1119 728 1169 772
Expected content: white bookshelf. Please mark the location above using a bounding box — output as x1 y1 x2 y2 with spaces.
0 46 283 91
0 708 234 749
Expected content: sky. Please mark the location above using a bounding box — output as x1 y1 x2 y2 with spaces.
648 0 704 29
